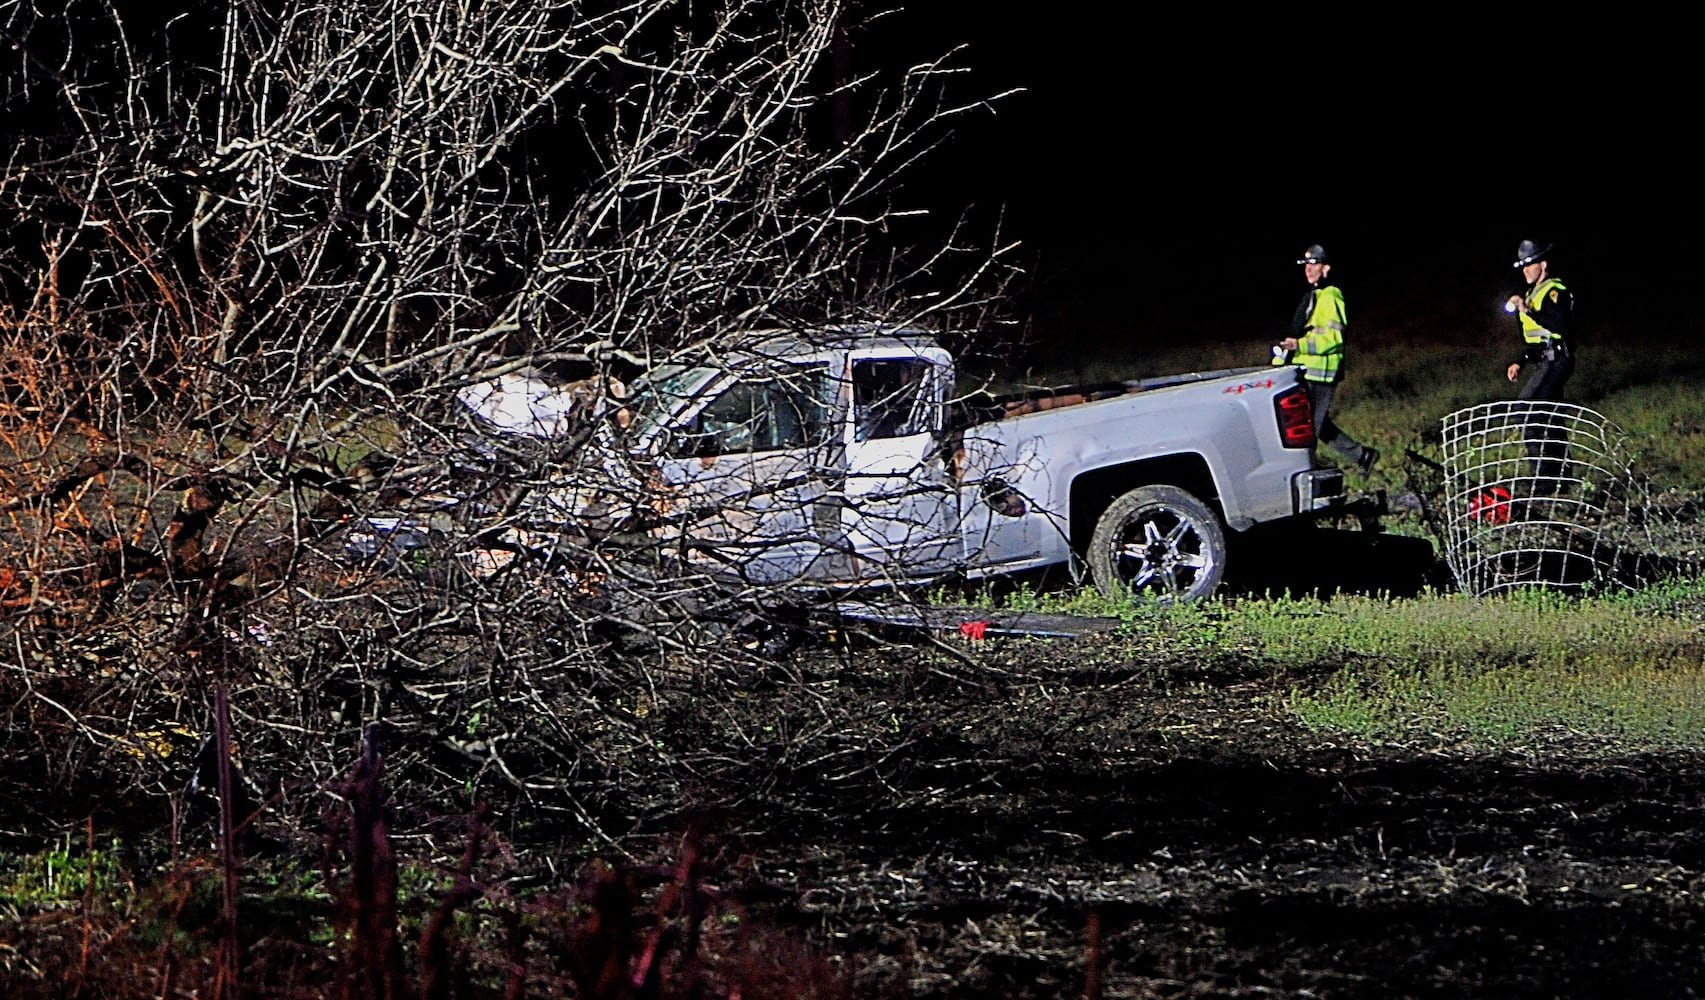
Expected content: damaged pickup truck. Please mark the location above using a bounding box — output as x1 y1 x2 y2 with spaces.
447 327 1349 601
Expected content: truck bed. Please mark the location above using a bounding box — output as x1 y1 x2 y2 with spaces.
953 366 1276 427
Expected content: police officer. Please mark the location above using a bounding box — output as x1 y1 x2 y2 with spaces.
1274 244 1378 478
1505 239 1573 399
1504 239 1574 482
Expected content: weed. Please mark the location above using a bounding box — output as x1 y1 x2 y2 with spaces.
974 570 1705 749
0 835 130 909
1271 580 1705 747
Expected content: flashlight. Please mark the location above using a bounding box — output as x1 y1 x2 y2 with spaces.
1503 298 1519 314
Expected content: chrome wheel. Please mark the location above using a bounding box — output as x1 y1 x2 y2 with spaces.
1088 485 1226 602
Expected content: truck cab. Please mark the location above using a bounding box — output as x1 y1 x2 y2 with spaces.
624 332 960 587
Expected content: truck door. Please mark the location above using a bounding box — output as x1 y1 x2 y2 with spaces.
841 357 958 578
652 364 841 585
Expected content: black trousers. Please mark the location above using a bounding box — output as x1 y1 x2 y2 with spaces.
1304 380 1371 468
1517 344 1575 481
1517 347 1574 403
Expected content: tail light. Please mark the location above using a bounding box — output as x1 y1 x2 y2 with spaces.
1274 385 1315 448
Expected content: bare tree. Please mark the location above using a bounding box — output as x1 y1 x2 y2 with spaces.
0 0 1016 846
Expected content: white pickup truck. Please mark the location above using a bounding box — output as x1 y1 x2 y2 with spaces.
454 327 1348 601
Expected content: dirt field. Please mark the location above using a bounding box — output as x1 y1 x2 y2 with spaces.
716 633 1705 999
647 527 1705 1000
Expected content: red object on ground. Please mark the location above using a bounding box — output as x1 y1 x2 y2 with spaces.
1468 486 1513 524
960 620 991 640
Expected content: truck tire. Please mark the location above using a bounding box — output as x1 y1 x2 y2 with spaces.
1088 485 1227 602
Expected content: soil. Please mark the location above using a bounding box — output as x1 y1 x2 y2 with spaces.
718 636 1705 999
678 531 1705 1000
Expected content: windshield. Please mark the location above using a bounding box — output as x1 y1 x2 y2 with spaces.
626 361 842 458
624 365 719 441
661 364 836 459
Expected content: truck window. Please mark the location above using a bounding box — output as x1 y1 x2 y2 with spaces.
853 358 935 442
667 365 833 458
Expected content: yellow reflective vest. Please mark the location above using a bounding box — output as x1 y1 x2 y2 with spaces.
1291 284 1345 383
1520 277 1568 344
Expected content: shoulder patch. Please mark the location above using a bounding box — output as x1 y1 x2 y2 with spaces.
1548 290 1559 303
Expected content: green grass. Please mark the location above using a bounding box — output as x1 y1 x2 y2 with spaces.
963 574 1705 750
0 835 132 910
1269 584 1705 747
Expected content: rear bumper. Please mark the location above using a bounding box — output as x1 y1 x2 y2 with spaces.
1292 467 1346 513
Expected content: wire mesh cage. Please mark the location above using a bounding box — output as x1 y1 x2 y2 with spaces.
1439 401 1667 597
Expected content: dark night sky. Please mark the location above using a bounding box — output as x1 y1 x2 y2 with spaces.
887 7 1696 362
5 5 1689 367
